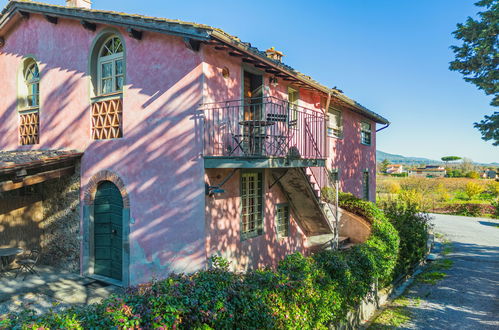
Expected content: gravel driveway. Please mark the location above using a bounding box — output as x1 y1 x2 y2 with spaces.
403 213 499 329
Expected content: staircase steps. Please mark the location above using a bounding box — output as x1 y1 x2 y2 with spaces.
339 236 355 250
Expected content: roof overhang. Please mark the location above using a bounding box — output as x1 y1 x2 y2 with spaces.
0 151 82 192
0 0 389 125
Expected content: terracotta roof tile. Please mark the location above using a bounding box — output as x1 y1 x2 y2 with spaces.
0 150 82 170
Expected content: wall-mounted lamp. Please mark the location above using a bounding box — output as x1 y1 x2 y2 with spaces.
205 169 239 197
269 77 278 87
206 184 225 196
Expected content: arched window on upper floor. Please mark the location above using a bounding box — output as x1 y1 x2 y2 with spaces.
97 36 124 95
18 58 40 145
90 32 125 140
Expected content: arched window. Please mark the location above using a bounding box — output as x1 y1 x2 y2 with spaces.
98 36 124 95
18 58 40 145
90 32 125 140
24 62 40 108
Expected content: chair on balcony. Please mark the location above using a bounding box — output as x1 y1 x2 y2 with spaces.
265 112 299 157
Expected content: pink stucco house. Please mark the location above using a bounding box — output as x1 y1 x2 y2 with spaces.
0 0 389 286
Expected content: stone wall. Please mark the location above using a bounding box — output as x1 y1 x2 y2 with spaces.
39 162 81 272
0 188 44 249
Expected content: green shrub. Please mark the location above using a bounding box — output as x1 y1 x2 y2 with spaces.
455 203 483 217
491 200 499 219
3 196 404 329
380 199 431 278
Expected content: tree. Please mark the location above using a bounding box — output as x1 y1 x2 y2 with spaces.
441 156 462 164
380 159 390 173
460 157 477 173
449 0 499 145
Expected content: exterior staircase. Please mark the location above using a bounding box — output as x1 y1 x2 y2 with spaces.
271 166 342 250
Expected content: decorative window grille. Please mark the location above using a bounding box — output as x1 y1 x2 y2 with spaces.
275 204 290 238
98 37 124 95
362 170 370 200
327 108 343 138
19 112 39 145
91 98 123 139
361 121 372 145
241 172 263 239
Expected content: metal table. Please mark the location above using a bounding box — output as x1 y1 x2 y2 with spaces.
236 120 275 156
0 247 23 273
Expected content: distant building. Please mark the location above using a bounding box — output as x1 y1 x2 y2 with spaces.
481 170 498 179
386 164 404 174
408 165 446 178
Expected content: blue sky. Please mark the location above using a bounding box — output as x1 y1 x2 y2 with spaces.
2 0 497 163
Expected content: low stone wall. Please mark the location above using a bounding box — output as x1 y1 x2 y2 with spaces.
338 209 371 243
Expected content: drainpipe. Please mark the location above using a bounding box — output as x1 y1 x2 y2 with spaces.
376 123 390 132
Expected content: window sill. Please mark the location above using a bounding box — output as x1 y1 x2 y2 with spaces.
91 92 123 103
361 142 372 146
19 107 39 113
241 231 263 241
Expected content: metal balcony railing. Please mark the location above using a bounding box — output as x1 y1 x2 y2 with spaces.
201 97 327 159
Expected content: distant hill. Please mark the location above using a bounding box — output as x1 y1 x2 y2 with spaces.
377 150 498 167
376 150 441 165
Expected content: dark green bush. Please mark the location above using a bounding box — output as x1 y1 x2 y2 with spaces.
379 198 431 279
1 195 403 329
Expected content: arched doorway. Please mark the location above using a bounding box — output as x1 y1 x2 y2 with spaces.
94 181 123 281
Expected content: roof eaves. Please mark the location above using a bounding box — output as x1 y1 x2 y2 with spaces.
209 30 390 125
1 1 390 125
1 0 212 40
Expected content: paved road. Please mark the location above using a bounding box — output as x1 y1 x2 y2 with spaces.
404 213 499 329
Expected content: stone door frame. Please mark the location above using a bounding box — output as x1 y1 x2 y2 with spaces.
82 170 130 287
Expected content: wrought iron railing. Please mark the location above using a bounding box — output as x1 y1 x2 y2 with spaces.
201 97 327 159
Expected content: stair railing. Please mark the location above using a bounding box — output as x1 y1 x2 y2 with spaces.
303 119 339 249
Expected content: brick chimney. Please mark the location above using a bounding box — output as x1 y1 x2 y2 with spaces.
265 47 284 62
66 0 92 9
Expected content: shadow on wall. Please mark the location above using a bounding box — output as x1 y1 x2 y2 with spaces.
328 110 376 201
0 25 207 283
205 168 305 271
0 165 81 272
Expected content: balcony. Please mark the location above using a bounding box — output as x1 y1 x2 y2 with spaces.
202 97 327 168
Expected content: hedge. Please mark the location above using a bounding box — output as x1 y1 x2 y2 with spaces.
1 195 402 329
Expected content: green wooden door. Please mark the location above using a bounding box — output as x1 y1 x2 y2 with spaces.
94 181 123 281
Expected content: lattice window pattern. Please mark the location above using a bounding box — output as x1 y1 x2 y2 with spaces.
241 171 263 239
91 98 123 140
19 112 39 145
276 204 290 238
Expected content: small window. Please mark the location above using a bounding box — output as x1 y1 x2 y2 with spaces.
241 171 264 239
327 108 343 138
360 121 372 145
362 170 369 200
275 204 290 238
98 36 124 95
288 87 299 123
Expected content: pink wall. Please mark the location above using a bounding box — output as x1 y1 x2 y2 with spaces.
205 168 307 271
202 44 377 200
329 112 377 202
0 13 379 283
0 14 207 284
